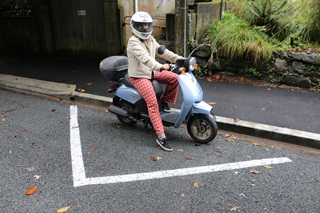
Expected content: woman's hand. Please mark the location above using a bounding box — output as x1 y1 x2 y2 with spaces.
162 63 170 71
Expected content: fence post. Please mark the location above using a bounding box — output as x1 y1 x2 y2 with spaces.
175 0 188 57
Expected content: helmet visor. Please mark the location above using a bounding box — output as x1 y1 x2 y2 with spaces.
133 22 153 33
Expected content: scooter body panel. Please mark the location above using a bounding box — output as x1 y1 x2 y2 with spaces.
174 72 208 128
114 84 141 104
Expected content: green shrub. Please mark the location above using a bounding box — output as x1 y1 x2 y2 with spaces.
207 13 275 65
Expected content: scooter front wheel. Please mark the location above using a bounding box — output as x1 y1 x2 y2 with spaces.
187 114 218 143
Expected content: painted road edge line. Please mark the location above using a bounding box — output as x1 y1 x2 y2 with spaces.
70 105 292 187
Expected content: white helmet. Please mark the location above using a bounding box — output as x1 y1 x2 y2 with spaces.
130 11 153 40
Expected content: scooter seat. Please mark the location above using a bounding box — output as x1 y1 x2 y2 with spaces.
123 74 135 88
123 74 163 98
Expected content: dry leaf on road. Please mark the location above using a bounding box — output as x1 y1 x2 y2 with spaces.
252 142 262 146
185 157 197 160
249 169 260 174
150 156 161 161
213 147 222 153
57 206 72 213
231 206 240 211
193 182 199 188
26 186 38 195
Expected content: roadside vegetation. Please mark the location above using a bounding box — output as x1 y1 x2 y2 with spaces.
198 0 320 73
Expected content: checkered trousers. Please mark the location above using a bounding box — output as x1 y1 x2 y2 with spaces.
129 71 179 135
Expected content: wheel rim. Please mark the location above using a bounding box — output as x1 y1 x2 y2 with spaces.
190 119 212 140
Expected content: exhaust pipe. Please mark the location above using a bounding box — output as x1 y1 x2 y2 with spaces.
108 105 129 117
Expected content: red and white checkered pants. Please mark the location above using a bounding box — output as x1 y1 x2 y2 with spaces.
130 71 179 135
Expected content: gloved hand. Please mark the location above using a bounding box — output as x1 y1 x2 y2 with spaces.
175 58 185 67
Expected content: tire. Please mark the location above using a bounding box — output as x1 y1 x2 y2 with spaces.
116 100 137 126
187 114 218 143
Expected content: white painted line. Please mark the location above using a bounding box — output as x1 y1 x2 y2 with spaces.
70 105 292 187
81 157 292 186
70 105 87 187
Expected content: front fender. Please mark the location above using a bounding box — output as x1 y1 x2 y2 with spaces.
191 101 212 115
174 101 213 128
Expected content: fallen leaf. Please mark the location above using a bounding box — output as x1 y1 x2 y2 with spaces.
57 206 72 213
193 182 199 188
150 156 158 161
227 135 237 140
206 77 212 82
252 142 262 146
213 74 222 80
249 169 260 174
87 82 93 86
1 118 5 122
231 206 240 211
26 186 38 195
80 89 85 93
185 157 196 160
213 147 222 153
91 146 97 150
21 127 27 132
264 165 273 169
32 88 37 91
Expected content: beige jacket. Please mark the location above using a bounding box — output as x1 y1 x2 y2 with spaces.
127 35 181 79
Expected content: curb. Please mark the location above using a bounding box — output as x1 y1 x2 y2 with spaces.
1 74 320 149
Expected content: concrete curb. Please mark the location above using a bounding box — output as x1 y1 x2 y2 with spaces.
0 74 76 95
1 74 320 149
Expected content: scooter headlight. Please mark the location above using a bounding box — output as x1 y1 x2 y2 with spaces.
186 57 197 71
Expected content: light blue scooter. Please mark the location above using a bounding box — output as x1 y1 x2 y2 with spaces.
100 45 218 143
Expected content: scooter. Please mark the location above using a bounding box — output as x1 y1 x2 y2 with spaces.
99 45 218 143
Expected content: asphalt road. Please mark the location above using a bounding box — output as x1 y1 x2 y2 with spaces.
1 89 320 212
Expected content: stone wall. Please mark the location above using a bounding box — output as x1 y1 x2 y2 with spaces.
273 51 320 88
191 44 320 88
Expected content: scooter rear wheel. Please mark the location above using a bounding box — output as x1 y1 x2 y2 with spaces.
187 114 218 143
116 100 137 126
